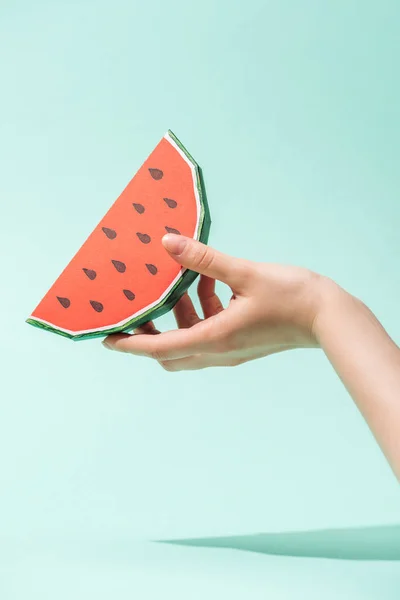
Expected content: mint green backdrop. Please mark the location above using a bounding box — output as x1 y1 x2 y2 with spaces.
1 1 399 597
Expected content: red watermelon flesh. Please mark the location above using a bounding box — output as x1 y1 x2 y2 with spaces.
27 130 210 340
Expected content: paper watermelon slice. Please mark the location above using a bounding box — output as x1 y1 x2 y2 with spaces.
27 130 210 340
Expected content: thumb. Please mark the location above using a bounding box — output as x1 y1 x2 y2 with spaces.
162 234 247 289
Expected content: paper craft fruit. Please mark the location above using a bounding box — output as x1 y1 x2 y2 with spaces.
26 130 210 340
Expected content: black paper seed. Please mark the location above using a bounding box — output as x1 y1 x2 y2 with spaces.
123 289 136 301
112 260 126 273
146 263 158 275
90 300 104 313
57 296 70 309
102 227 117 239
136 232 151 244
165 226 181 235
133 203 145 214
83 268 96 280
163 197 177 209
149 168 163 180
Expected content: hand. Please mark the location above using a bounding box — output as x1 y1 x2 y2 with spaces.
102 234 325 371
103 234 400 480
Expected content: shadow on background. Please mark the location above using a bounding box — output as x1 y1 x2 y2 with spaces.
159 525 400 561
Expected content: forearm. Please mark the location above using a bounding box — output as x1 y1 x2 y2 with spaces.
314 280 400 480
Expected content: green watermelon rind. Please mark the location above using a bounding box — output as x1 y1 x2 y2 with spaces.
26 130 211 341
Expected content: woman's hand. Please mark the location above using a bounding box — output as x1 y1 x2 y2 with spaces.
103 234 324 370
103 234 400 478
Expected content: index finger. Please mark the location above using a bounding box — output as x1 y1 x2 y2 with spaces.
103 316 225 360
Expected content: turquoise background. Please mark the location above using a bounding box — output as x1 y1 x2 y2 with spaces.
1 0 399 597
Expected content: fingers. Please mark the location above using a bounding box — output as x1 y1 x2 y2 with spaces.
102 320 159 351
174 280 223 326
197 276 224 319
103 314 229 360
134 321 160 335
161 354 218 371
162 234 249 292
173 293 201 328
157 345 296 372
159 353 245 372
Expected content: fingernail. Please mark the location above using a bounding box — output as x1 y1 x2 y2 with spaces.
162 234 187 256
102 340 112 350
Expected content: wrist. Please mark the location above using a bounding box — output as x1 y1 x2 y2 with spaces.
310 276 354 345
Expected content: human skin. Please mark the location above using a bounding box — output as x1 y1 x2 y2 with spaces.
103 234 400 481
